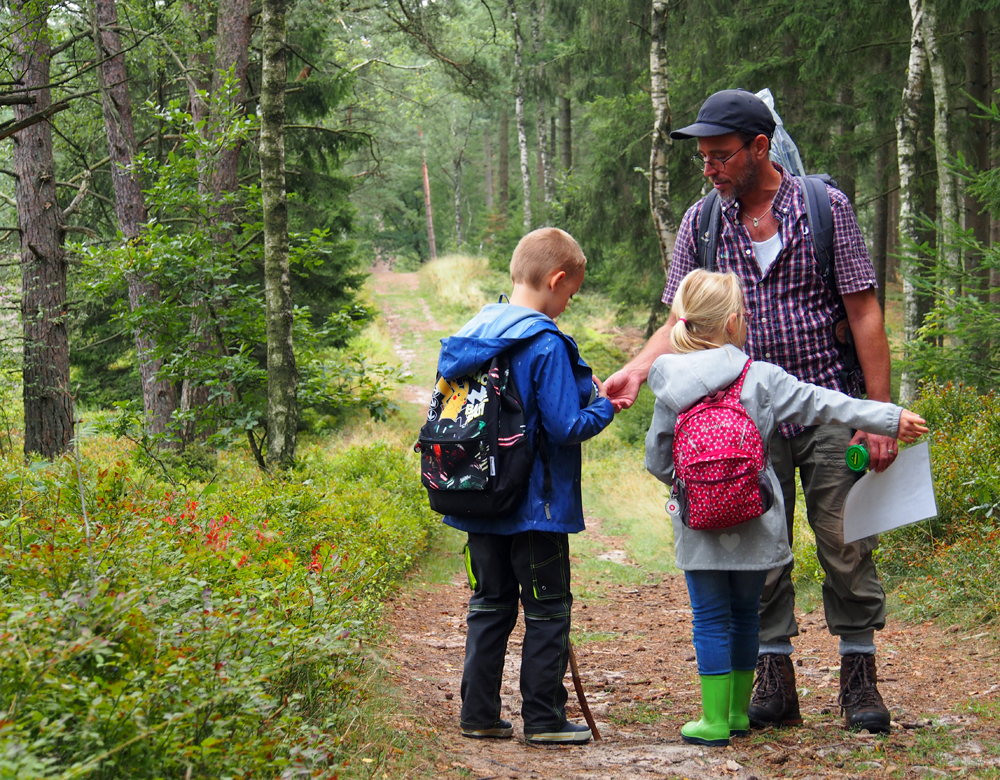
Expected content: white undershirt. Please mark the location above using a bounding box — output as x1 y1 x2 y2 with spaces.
752 232 783 274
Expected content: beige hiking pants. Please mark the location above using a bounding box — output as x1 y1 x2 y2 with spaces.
758 425 886 646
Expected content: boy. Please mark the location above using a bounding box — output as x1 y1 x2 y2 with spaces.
436 227 614 745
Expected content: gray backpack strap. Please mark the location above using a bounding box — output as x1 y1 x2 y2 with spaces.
695 189 722 273
797 174 835 293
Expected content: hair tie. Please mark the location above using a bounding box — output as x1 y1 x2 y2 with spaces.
678 318 688 325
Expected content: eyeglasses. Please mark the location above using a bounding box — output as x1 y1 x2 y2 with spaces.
691 140 751 172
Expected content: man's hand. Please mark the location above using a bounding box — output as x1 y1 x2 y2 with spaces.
605 313 679 412
604 368 642 412
849 430 897 473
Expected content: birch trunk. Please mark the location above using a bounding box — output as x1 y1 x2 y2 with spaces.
94 0 177 439
922 0 961 282
12 0 73 458
261 0 297 468
508 0 532 234
648 0 676 279
897 0 928 403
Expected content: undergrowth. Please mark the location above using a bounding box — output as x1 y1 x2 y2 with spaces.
0 433 437 779
879 382 1000 624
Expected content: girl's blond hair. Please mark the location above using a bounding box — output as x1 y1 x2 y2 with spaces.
670 269 745 353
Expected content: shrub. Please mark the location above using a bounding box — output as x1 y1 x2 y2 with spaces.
878 383 1000 624
0 439 436 778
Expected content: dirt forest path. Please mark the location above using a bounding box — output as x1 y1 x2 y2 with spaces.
370 267 1000 780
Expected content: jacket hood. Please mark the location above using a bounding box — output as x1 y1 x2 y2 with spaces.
647 344 750 411
438 303 560 378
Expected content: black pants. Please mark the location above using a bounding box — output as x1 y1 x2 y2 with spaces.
460 531 573 733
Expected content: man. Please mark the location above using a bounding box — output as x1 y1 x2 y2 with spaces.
605 89 896 734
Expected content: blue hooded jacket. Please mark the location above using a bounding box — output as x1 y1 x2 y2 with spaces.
437 303 614 535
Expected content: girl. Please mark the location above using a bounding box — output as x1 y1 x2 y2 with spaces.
644 269 927 747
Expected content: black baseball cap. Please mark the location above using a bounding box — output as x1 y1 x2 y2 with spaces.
670 89 776 140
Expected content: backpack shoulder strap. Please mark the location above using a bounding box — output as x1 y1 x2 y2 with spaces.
797 175 835 294
724 358 753 401
695 190 722 273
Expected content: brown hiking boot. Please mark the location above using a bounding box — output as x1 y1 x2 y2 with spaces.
839 653 891 733
747 653 803 728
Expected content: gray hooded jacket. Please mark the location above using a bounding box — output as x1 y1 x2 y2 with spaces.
645 344 903 571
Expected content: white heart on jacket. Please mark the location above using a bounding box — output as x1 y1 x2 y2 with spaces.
719 533 741 552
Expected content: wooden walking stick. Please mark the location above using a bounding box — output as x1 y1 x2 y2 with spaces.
568 640 601 741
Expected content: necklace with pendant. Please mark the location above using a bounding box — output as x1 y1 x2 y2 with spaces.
743 200 774 228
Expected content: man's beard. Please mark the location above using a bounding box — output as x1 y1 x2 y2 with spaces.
719 153 759 204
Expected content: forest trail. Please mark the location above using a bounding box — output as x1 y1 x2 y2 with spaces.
370 268 1000 780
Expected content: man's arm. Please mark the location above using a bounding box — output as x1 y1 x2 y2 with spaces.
605 201 702 411
604 312 678 411
842 288 895 471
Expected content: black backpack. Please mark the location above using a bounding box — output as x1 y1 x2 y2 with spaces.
695 174 859 387
415 352 548 519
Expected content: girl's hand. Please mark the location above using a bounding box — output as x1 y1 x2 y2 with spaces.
897 410 929 443
593 375 608 399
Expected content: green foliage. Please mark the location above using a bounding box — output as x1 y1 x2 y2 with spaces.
877 383 1000 623
0 439 437 778
79 87 389 450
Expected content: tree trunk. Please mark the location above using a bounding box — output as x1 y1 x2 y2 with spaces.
648 0 676 279
453 122 464 249
12 0 73 458
508 0 532 234
261 0 296 468
209 0 252 228
992 58 1000 311
484 125 494 212
94 0 177 439
897 0 928 403
498 107 510 213
183 2 211 134
559 66 571 172
872 137 889 312
963 10 990 284
922 0 961 282
420 129 437 260
836 85 856 205
530 2 551 210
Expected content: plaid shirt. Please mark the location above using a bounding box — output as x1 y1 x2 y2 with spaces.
663 164 878 438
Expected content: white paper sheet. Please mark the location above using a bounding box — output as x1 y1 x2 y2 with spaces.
842 441 938 544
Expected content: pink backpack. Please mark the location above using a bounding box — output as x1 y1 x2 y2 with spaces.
670 360 773 530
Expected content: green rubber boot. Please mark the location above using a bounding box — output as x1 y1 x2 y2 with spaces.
681 673 731 747
729 670 755 737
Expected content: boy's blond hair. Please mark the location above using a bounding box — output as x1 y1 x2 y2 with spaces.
510 227 587 289
670 269 745 353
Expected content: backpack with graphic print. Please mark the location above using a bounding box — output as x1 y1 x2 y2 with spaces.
415 352 543 519
669 360 774 530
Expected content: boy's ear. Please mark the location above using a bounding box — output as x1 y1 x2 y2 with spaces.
548 270 567 291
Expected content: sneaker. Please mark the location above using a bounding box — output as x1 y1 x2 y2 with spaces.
747 653 803 728
524 721 592 745
461 719 514 739
839 653 891 733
